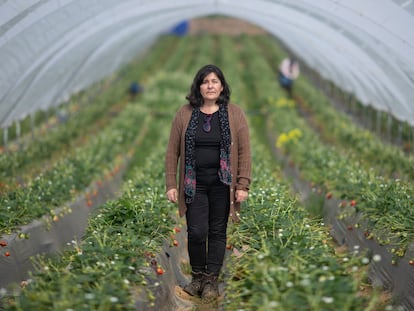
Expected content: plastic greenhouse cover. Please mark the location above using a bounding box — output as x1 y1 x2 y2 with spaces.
1 0 414 128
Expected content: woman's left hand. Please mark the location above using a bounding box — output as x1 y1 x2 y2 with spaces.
235 189 248 203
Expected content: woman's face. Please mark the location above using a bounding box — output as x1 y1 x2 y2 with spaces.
200 72 223 103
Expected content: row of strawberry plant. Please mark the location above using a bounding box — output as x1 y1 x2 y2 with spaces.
0 36 176 187
214 35 386 310
238 36 414 258
2 135 175 310
294 80 414 181
270 89 414 258
0 42 208 307
224 134 382 310
254 35 414 182
0 101 150 234
0 35 189 235
0 79 125 184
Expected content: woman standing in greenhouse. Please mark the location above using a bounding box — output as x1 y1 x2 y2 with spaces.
165 64 252 302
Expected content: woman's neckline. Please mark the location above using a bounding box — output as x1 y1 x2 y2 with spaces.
200 103 219 115
200 110 218 116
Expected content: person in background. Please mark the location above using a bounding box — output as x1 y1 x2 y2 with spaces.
278 57 300 98
128 81 143 99
165 64 252 302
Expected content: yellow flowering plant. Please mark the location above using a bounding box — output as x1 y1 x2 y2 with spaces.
276 128 303 151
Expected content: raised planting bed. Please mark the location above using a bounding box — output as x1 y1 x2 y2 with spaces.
0 162 127 289
274 135 414 310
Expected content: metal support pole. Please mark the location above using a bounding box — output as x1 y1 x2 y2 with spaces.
387 114 392 143
412 126 414 153
349 95 354 114
376 110 381 135
3 127 8 151
397 123 402 146
16 120 21 144
31 114 35 139
365 106 373 131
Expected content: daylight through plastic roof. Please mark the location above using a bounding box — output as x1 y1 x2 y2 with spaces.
0 0 413 128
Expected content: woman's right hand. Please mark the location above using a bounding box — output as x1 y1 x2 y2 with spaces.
166 188 178 203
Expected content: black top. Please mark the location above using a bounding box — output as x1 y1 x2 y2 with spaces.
195 111 220 175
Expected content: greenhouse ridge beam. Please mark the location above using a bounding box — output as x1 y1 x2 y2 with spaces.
1 0 414 128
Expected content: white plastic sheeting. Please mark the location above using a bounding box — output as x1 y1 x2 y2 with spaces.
1 0 414 128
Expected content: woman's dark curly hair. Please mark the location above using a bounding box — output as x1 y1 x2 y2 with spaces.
186 64 231 108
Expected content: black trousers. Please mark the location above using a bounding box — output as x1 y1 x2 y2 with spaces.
186 172 230 275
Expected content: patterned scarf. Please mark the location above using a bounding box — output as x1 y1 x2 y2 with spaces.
184 104 232 204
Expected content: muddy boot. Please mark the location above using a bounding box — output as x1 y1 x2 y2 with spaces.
183 271 205 297
201 273 219 302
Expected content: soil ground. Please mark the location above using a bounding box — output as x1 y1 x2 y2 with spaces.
174 286 224 311
188 16 266 35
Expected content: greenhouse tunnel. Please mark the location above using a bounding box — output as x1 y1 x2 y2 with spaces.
1 0 414 131
1 0 414 310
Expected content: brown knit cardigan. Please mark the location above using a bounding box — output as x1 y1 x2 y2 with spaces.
165 103 251 222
